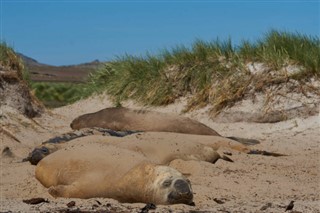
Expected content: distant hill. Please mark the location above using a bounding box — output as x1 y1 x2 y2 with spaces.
18 53 103 83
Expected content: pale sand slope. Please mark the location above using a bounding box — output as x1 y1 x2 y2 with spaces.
0 94 319 213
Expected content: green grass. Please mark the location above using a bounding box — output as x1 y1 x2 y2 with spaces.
30 82 94 108
239 30 320 75
0 42 31 83
4 31 319 112
0 42 93 108
88 30 319 113
0 42 24 73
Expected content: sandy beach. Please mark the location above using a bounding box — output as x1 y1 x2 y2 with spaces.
1 92 319 213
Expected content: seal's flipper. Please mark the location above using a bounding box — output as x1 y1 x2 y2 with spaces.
226 137 260 146
48 185 64 198
212 154 234 164
48 183 81 198
221 155 234 162
248 149 287 157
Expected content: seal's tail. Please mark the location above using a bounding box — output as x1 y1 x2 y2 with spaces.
226 136 260 146
248 149 287 157
226 137 286 157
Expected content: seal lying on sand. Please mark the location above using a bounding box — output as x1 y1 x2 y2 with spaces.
36 143 194 205
28 133 234 165
70 107 261 146
27 131 283 166
70 107 221 136
113 134 232 164
24 127 139 165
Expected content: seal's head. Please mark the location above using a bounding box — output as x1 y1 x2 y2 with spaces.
26 144 59 165
166 178 194 205
152 166 194 205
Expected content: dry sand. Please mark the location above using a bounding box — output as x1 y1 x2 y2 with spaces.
1 94 319 213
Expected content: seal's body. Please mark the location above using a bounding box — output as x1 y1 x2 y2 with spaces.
36 143 194 205
70 107 220 136
30 131 244 165
28 132 251 165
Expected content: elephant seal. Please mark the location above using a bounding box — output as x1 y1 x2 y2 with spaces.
26 143 62 165
28 132 240 165
108 133 234 164
27 131 283 166
24 127 139 165
70 107 221 136
70 107 260 146
36 143 194 205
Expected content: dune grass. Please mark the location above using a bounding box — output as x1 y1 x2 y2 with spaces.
239 30 319 75
0 42 26 76
89 30 319 113
3 31 319 111
30 82 94 108
0 42 91 108
0 42 22 69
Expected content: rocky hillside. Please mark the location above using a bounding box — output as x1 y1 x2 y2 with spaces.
18 53 102 83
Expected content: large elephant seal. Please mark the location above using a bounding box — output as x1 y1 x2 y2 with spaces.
36 143 194 205
24 127 138 165
28 132 241 165
27 131 284 166
70 107 220 136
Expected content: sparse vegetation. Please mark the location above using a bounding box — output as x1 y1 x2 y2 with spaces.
88 30 319 114
1 42 43 117
0 42 25 75
4 31 319 111
239 30 320 75
30 82 93 108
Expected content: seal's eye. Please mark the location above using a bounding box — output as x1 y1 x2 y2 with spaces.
41 147 49 154
162 180 172 188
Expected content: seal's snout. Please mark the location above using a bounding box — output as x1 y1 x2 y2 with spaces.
28 150 43 165
174 179 191 194
28 147 50 165
70 120 76 129
167 179 193 205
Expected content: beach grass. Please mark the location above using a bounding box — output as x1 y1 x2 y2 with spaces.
0 42 92 108
0 42 26 78
3 30 318 112
89 30 319 113
30 82 94 108
239 30 320 75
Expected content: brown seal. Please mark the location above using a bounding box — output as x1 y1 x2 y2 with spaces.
29 132 241 165
35 143 194 205
70 107 220 136
25 127 138 165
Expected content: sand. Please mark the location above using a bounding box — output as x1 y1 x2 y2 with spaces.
1 94 319 213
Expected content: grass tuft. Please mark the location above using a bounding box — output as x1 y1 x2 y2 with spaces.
0 42 25 73
88 30 319 114
6 30 318 112
30 82 95 108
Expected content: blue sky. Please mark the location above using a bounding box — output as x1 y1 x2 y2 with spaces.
1 0 319 66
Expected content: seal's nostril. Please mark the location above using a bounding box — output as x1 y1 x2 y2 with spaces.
174 179 191 194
